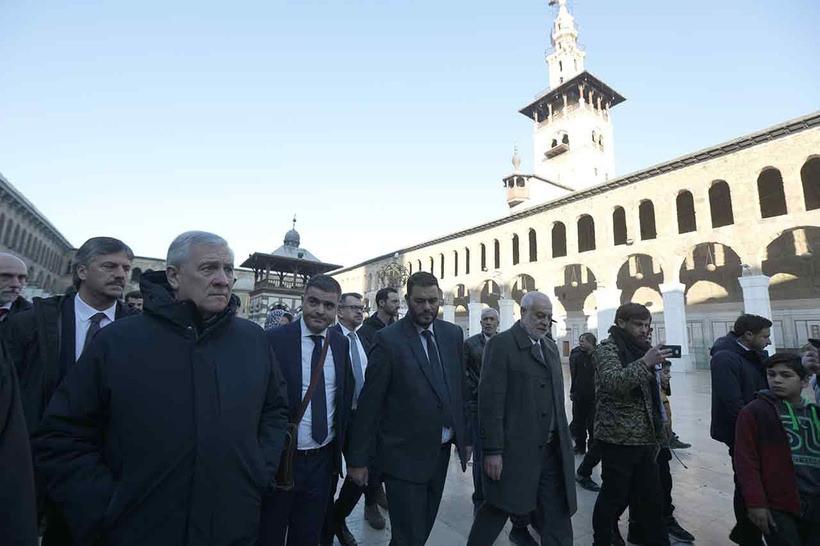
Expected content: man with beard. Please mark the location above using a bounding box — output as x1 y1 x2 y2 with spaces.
0 252 32 329
466 292 576 546
5 237 134 546
33 231 289 546
710 314 772 546
590 303 672 546
347 272 471 546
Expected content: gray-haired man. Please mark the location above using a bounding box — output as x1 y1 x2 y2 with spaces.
33 231 289 546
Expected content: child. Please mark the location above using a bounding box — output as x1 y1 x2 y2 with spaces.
734 353 820 546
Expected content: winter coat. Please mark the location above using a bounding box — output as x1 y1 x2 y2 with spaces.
734 391 805 515
710 333 768 446
593 338 667 446
463 333 487 419
357 313 392 347
479 321 577 516
0 340 37 546
0 296 32 330
32 271 290 546
569 346 595 403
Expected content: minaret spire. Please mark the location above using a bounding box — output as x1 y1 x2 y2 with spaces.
546 0 585 89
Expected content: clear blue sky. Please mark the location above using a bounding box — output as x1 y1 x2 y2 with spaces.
1 0 817 267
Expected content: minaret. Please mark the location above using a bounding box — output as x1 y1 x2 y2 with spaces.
510 0 625 207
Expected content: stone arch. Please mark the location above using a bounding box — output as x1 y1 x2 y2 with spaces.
631 286 663 311
480 280 502 311
616 254 664 305
577 214 596 252
680 242 743 304
452 284 469 308
762 226 820 301
512 234 520 265
612 206 627 245
709 180 734 228
638 200 657 240
757 167 788 218
528 229 537 262
553 263 597 314
511 274 537 304
801 156 820 211
676 190 697 233
552 222 567 258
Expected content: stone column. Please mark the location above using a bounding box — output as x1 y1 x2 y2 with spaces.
468 302 483 338
443 304 455 324
659 282 694 371
738 274 777 351
499 298 516 331
595 287 622 341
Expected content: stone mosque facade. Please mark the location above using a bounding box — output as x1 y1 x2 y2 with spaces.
331 0 820 370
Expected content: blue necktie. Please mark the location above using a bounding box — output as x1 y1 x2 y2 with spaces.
348 332 365 404
309 335 328 444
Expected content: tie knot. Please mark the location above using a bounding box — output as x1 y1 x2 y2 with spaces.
421 329 434 340
309 334 323 346
347 331 357 340
90 312 107 325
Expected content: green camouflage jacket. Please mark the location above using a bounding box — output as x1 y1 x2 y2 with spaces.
593 338 668 446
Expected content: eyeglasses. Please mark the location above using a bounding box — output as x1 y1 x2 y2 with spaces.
340 305 365 312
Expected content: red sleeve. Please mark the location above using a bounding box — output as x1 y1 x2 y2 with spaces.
734 406 767 509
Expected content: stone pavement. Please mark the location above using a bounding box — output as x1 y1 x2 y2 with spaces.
335 369 735 545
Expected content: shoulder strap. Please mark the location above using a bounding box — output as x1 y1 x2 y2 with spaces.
293 336 331 425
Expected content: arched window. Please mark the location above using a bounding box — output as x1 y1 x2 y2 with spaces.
465 248 471 275
408 262 413 275
0 214 5 244
709 180 734 227
612 206 627 245
439 254 445 279
528 229 537 262
25 232 32 257
453 250 459 277
429 257 434 274
639 200 657 240
592 130 597 143
801 157 820 211
758 168 787 218
3 220 13 246
131 267 142 283
417 259 422 273
551 138 558 148
12 225 21 250
480 244 487 271
512 234 520 265
552 222 567 258
578 215 596 252
562 133 569 145
676 191 697 233
493 240 501 269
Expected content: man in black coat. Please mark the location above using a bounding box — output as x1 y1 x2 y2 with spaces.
571 333 603 493
710 313 771 546
261 274 355 546
33 231 289 546
5 237 134 546
0 252 32 329
347 272 471 546
0 339 37 546
357 287 400 347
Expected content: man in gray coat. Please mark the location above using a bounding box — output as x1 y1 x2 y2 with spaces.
467 291 576 546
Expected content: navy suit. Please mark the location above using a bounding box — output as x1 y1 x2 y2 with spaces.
348 316 470 545
261 320 355 546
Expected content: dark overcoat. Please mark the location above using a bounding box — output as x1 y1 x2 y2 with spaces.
479 321 577 516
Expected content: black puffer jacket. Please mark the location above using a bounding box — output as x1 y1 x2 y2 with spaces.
33 271 289 546
709 333 768 446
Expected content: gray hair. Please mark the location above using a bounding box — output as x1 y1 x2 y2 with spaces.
520 291 550 310
73 237 134 288
481 308 499 320
166 231 232 268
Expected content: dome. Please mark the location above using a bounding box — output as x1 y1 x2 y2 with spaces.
284 228 300 248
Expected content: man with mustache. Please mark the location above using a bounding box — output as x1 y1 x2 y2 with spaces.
33 231 289 546
5 237 134 546
0 252 32 329
347 271 471 546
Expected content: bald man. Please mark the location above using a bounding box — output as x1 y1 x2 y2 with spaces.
0 253 31 326
467 292 576 546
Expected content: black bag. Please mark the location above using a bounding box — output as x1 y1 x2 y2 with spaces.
274 338 330 491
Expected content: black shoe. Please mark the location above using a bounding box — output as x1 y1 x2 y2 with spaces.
669 435 691 450
374 483 389 510
667 518 695 543
334 520 359 546
575 473 601 492
509 526 539 546
612 523 626 546
364 504 386 530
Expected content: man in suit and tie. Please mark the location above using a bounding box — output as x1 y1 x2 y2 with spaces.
261 274 355 546
5 236 134 546
0 252 32 329
323 292 386 546
467 291 577 546
348 271 471 546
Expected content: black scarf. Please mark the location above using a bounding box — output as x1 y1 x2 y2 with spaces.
608 325 665 433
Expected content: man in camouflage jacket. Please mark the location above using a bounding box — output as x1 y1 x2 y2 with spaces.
590 303 673 546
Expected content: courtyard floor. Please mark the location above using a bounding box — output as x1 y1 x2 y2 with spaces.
335 369 737 545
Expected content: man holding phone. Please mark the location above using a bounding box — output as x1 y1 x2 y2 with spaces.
591 303 673 546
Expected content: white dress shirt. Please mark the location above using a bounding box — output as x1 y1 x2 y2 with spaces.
298 317 337 450
338 323 368 376
416 323 453 444
74 294 117 361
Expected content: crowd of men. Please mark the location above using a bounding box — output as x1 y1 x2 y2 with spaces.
0 231 819 546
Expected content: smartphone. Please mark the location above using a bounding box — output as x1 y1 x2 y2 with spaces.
661 344 682 358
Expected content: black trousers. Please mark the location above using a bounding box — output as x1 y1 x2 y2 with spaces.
576 439 602 478
467 440 572 546
383 444 450 546
260 444 334 546
622 448 675 539
765 508 820 546
728 445 764 546
570 396 595 451
592 443 669 546
320 466 382 543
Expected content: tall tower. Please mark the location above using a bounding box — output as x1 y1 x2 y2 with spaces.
505 0 625 212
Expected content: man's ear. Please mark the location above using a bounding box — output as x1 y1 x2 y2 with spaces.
76 264 88 283
166 266 180 291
